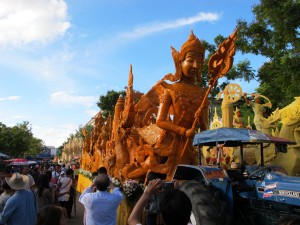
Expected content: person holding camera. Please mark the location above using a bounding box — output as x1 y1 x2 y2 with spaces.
79 174 123 225
144 172 166 225
128 179 192 225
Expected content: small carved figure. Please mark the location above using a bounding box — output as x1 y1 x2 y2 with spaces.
233 107 245 128
244 93 272 132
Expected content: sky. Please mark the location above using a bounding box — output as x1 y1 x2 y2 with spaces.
0 0 264 148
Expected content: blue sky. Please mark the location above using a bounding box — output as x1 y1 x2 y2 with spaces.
0 0 263 147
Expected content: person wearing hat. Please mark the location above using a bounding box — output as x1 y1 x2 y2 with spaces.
56 169 72 214
0 173 36 225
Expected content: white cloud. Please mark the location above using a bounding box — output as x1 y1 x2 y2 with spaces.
120 12 221 40
93 11 221 55
32 123 79 147
0 48 77 89
50 91 98 107
11 115 24 119
0 0 70 47
0 96 20 101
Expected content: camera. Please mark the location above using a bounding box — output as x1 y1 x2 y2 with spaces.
162 181 174 190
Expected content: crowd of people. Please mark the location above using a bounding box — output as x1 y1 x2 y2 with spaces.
0 162 77 225
0 162 299 225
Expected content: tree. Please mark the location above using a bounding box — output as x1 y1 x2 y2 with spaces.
235 0 300 108
97 90 126 117
56 146 63 158
0 123 10 153
27 137 44 157
75 125 84 138
0 121 43 157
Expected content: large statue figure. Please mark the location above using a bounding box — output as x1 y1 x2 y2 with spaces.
264 97 300 175
120 32 209 180
154 31 210 179
122 29 237 181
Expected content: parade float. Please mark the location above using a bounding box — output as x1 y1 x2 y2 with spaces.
74 28 299 224
77 28 237 187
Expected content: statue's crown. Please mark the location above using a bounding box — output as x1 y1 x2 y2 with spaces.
179 31 205 59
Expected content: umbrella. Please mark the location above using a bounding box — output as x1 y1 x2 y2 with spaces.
6 158 28 163
193 128 296 167
193 128 296 147
9 160 37 166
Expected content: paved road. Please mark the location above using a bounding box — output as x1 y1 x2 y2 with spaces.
67 192 84 225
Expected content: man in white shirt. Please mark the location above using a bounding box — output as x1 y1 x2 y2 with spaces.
79 174 124 225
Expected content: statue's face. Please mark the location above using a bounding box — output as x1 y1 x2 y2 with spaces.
181 51 203 79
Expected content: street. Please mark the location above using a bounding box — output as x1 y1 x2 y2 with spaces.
67 193 84 225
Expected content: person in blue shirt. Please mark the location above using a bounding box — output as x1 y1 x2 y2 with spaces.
0 173 36 225
79 174 123 225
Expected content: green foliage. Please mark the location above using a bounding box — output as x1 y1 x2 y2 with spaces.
26 136 44 156
236 0 300 108
84 125 94 133
97 90 126 117
75 125 84 138
235 102 255 128
226 60 256 82
0 123 10 153
0 121 43 158
56 147 62 157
